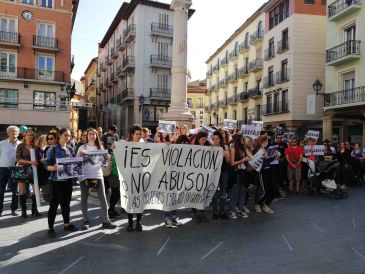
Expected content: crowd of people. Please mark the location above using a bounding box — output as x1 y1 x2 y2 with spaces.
0 124 364 236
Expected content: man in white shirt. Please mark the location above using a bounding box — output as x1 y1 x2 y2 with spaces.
0 125 21 217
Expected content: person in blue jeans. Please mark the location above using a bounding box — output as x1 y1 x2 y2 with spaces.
0 125 21 217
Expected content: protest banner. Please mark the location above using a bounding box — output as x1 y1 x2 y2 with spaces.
241 125 261 139
252 121 263 130
283 132 294 141
200 125 215 141
248 149 266 172
114 142 223 213
304 145 325 156
223 119 237 129
56 157 84 180
306 130 320 140
81 149 109 178
158 120 176 134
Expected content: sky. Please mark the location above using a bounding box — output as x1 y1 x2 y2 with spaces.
71 0 268 82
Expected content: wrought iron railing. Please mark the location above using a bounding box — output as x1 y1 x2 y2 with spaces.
324 86 365 107
326 40 361 63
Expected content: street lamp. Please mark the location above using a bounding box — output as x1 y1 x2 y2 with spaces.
312 78 324 96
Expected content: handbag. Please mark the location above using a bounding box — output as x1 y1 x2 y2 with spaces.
102 159 113 177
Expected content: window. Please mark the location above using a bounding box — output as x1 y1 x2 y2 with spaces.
256 105 261 121
197 98 204 108
157 74 169 90
37 55 54 80
268 66 274 86
258 21 263 34
224 112 227 119
245 33 249 47
344 24 356 42
304 0 315 4
281 59 288 81
0 51 16 77
257 79 262 90
233 110 237 120
244 108 248 124
268 38 275 58
274 93 280 112
0 88 17 108
282 90 288 111
342 71 355 90
34 91 56 110
0 16 17 33
40 0 53 8
267 95 272 113
269 0 289 29
158 42 169 58
234 87 237 98
37 22 55 48
244 81 248 91
187 98 193 108
158 13 169 27
23 0 35 4
282 29 289 49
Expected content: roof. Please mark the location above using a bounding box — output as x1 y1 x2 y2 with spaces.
99 0 195 48
205 1 268 64
83 57 98 75
187 80 207 94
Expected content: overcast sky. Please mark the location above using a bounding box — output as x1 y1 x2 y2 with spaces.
71 0 268 82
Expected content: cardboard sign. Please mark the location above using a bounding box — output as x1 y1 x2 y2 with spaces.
158 120 177 134
223 119 237 129
241 125 261 140
306 130 320 140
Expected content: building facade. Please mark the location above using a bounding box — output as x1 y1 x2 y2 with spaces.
323 0 365 145
187 80 207 128
95 0 193 137
0 0 78 136
82 57 97 129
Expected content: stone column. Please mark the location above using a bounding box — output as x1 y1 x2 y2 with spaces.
322 114 333 141
164 0 193 127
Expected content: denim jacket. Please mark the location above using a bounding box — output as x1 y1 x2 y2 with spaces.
44 144 75 181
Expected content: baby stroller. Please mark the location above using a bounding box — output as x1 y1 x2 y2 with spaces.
303 158 348 200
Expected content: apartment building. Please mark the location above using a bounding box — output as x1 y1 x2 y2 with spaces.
96 0 193 137
323 0 365 144
187 80 207 128
261 0 326 134
205 5 266 127
0 0 79 135
82 57 97 129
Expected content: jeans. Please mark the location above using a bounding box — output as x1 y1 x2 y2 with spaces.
0 167 18 212
212 170 229 213
109 187 120 212
229 171 246 211
48 180 73 229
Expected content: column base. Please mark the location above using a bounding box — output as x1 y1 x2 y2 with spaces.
164 107 194 128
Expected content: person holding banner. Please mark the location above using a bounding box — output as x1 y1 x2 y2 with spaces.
45 128 78 235
15 130 41 218
77 128 116 230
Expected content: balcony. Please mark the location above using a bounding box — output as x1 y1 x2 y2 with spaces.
213 64 220 74
239 91 249 101
324 86 365 109
218 100 227 108
122 56 135 73
229 50 239 61
227 94 240 105
124 24 136 43
276 69 290 84
205 105 212 112
250 30 264 45
328 0 362 21
0 31 20 48
206 70 213 78
219 78 228 87
106 77 112 87
264 75 276 88
116 65 125 78
209 84 217 93
150 88 171 100
150 55 172 69
238 66 249 78
111 47 118 59
106 55 112 66
239 41 250 53
277 39 289 54
0 66 64 83
262 101 289 115
220 57 228 67
121 88 134 100
32 35 58 51
227 72 238 83
248 87 262 98
211 102 218 110
151 23 173 37
264 47 275 61
111 72 118 83
248 58 263 72
326 40 361 65
100 62 106 72
116 37 126 52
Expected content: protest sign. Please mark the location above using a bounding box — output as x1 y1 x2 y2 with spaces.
56 157 84 180
223 119 237 129
158 120 176 134
248 149 266 172
306 130 320 140
267 145 280 165
200 125 215 141
283 132 294 141
114 142 223 213
252 121 263 130
275 127 283 135
304 145 325 156
81 149 108 177
241 125 261 139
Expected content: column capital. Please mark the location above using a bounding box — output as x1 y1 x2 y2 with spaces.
171 0 192 11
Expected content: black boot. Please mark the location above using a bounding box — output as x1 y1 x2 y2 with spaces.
31 195 41 217
20 195 27 218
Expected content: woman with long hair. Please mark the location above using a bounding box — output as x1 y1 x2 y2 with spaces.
16 130 41 218
211 131 230 220
45 128 78 235
76 128 116 230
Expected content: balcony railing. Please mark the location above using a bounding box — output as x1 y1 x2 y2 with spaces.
116 37 126 52
111 47 118 59
124 24 136 43
227 94 240 104
220 57 228 67
326 40 361 64
209 84 217 92
276 69 290 84
0 31 20 45
238 66 249 78
248 58 263 72
264 47 275 61
227 72 238 83
111 72 118 83
151 23 173 36
324 86 365 108
264 75 276 88
239 41 250 53
211 102 218 109
218 100 227 108
248 87 262 98
122 56 135 72
213 64 220 73
122 88 134 99
262 101 289 115
206 70 213 78
150 88 171 98
239 91 249 101
277 39 289 54
150 55 172 68
33 35 58 50
250 30 264 44
328 0 362 20
0 66 64 82
219 79 228 87
229 50 238 60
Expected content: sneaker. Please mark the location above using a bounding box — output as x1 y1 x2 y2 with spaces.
243 206 250 214
135 223 142 232
255 204 262 213
192 213 201 223
82 220 90 230
165 218 173 228
262 204 274 214
236 210 248 218
199 213 210 223
230 211 237 219
102 221 116 229
171 217 182 226
220 213 229 220
108 210 122 219
64 224 78 232
212 213 219 220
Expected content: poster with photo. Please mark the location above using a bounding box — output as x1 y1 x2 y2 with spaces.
200 125 215 141
223 119 238 129
56 157 84 180
158 120 177 134
81 150 109 177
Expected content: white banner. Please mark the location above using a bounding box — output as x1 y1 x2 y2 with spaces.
224 119 237 129
56 157 84 180
158 120 176 134
248 149 266 172
241 125 261 139
304 145 325 156
114 142 223 213
306 130 320 140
